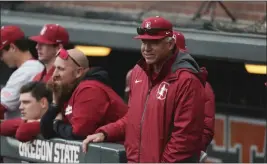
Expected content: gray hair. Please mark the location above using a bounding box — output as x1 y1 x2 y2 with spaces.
165 36 174 42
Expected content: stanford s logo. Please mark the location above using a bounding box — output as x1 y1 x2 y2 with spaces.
156 82 169 100
40 26 47 35
145 22 151 29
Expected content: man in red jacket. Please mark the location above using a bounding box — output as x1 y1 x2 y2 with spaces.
40 48 128 140
82 16 206 162
30 24 69 82
0 81 52 142
173 31 215 155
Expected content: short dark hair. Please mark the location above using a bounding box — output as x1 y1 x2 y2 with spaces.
3 37 30 52
20 81 53 103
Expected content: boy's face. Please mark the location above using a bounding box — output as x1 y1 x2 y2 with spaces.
19 92 47 120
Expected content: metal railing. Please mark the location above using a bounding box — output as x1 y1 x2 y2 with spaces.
0 136 127 163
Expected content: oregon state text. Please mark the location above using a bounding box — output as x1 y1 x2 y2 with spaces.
19 139 80 163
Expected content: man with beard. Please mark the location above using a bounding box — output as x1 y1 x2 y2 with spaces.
40 48 128 140
0 81 52 142
30 24 69 82
173 31 215 162
82 16 206 162
0 26 44 119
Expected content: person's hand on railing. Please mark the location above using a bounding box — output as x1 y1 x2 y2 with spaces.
82 132 106 153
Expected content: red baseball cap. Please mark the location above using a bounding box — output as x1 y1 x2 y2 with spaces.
173 31 187 51
29 24 69 45
0 26 25 50
134 16 173 40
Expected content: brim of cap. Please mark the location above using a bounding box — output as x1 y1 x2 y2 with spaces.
134 35 166 40
29 35 56 44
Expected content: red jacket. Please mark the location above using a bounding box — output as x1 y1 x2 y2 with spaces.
32 66 55 83
0 118 40 142
202 82 215 151
96 52 206 162
61 67 128 138
200 68 215 151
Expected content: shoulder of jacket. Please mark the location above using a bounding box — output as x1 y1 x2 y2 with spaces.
131 64 144 77
173 69 202 85
74 80 107 93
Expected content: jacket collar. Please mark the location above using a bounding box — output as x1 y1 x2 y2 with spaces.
137 52 178 85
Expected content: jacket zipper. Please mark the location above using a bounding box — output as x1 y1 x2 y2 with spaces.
138 87 152 162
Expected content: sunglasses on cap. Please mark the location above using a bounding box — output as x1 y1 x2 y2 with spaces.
56 49 81 67
137 27 170 36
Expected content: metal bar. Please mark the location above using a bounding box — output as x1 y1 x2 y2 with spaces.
218 1 236 22
192 1 208 21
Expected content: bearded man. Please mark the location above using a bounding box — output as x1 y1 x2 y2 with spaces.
40 48 128 140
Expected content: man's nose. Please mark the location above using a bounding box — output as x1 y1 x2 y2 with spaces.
36 43 41 50
52 68 59 77
144 44 152 51
52 70 60 81
19 103 23 111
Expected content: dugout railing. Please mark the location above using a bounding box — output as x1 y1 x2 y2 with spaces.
0 135 127 163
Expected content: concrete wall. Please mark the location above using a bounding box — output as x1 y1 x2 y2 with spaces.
29 1 266 22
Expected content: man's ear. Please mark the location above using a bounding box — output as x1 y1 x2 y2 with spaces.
168 38 176 51
9 43 17 52
75 67 85 79
40 97 48 109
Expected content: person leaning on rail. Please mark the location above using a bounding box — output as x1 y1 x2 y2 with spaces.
40 48 128 140
0 81 52 142
82 16 206 163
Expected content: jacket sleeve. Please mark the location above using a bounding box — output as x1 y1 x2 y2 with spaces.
40 104 59 139
52 120 85 140
16 121 40 142
202 82 215 151
95 113 127 142
95 74 133 142
0 118 22 136
40 106 82 140
161 76 205 162
69 87 110 138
